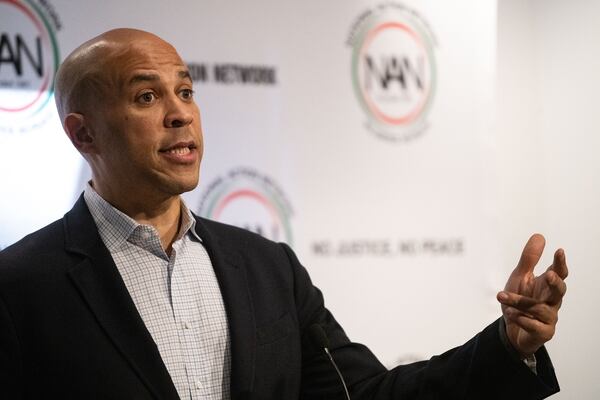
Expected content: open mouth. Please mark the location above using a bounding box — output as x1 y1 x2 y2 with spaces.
159 141 197 155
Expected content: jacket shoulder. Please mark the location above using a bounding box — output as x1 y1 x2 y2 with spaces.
196 216 286 250
0 218 66 272
194 217 299 279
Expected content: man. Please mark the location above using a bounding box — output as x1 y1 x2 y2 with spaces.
0 28 568 399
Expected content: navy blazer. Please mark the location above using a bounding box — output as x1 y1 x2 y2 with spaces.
0 196 560 399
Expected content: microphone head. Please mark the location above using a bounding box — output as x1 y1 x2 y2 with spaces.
308 323 330 349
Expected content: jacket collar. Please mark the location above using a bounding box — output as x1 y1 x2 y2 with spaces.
192 214 256 398
63 194 256 399
64 195 182 400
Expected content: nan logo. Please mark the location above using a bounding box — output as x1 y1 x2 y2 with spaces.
0 0 61 133
347 3 437 142
198 168 294 245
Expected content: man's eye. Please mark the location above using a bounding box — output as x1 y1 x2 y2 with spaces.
180 89 194 100
138 92 156 104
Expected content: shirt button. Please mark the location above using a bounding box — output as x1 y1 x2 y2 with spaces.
195 380 203 389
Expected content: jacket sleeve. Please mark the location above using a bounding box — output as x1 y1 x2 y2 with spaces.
279 243 560 400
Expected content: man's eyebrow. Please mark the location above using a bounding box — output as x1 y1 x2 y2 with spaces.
178 70 192 82
126 70 192 86
128 73 160 85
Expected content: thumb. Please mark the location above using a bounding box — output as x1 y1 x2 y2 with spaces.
513 233 546 276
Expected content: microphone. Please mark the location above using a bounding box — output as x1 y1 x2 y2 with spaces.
308 324 351 400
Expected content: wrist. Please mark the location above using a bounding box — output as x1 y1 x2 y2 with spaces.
498 318 538 374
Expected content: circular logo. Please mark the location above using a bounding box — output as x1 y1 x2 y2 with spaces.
198 168 294 244
348 3 437 142
0 0 60 130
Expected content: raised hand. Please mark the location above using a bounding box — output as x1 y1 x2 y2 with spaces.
497 234 568 357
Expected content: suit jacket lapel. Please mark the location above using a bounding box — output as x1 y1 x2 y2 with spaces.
64 196 180 400
193 217 256 399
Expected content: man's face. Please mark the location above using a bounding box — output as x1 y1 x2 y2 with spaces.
86 36 203 200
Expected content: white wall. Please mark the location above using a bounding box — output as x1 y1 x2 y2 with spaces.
1 0 596 397
497 1 600 397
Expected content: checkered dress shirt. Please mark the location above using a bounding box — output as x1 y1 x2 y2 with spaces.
84 184 231 400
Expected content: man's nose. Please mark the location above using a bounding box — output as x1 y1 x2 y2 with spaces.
164 96 194 128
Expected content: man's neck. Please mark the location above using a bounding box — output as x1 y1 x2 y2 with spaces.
91 181 183 253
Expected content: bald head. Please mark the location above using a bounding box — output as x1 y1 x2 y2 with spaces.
54 28 179 124
54 28 202 205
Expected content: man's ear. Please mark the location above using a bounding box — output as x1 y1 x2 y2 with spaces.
64 113 98 154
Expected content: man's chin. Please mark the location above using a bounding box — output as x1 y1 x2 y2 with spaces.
169 175 200 195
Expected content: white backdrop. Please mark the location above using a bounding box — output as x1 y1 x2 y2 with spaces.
0 0 597 398
496 1 600 398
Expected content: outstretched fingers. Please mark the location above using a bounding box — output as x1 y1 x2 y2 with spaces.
500 236 568 355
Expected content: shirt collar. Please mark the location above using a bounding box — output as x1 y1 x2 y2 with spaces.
179 200 202 242
83 182 202 251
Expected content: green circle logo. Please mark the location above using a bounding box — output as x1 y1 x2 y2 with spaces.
198 168 294 244
0 0 60 130
348 3 437 142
